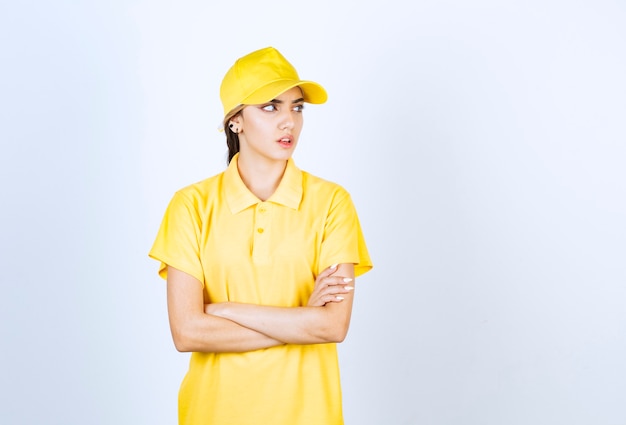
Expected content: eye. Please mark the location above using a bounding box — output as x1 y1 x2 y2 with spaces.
293 104 304 112
261 104 277 112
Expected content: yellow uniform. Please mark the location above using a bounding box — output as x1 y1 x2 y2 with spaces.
150 154 372 424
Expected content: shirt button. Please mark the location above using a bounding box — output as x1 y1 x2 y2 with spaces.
257 228 264 234
259 208 266 213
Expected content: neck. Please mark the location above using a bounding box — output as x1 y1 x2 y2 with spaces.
236 154 288 201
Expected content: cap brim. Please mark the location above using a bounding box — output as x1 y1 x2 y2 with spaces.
241 79 328 106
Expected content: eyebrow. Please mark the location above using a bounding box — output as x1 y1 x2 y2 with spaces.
269 97 305 104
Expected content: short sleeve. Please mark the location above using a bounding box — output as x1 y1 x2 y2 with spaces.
319 188 373 277
148 191 204 283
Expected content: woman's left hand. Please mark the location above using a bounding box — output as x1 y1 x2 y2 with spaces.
307 264 354 307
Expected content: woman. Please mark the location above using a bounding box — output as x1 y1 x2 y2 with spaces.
149 46 373 425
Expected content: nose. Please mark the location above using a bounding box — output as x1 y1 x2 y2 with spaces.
279 109 296 131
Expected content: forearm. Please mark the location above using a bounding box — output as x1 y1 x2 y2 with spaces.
170 311 284 353
167 264 354 351
166 266 283 353
209 302 352 345
206 263 357 344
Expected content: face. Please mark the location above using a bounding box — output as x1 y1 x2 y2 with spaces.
233 86 305 164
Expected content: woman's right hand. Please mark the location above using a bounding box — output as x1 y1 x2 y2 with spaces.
307 264 354 307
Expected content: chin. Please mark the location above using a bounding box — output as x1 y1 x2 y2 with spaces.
273 148 296 160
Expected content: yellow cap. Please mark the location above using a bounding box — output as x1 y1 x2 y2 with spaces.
220 47 328 117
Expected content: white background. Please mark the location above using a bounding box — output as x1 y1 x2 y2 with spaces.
1 1 625 424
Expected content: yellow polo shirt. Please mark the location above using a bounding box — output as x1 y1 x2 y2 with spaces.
149 154 372 425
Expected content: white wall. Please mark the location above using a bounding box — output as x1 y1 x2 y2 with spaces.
1 1 625 424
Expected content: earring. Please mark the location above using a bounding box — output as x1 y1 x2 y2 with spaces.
229 123 239 134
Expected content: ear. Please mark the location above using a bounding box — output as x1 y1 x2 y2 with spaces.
228 114 243 134
229 114 242 127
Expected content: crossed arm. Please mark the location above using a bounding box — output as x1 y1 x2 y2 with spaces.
166 263 356 353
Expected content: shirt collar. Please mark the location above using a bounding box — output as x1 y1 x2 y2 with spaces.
224 153 303 214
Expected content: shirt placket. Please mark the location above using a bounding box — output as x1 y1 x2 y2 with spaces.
252 202 271 264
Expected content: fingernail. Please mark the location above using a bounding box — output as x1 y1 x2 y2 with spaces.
330 264 338 269
344 286 354 291
336 296 344 300
343 277 353 283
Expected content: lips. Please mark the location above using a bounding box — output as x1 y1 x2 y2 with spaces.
277 135 293 147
